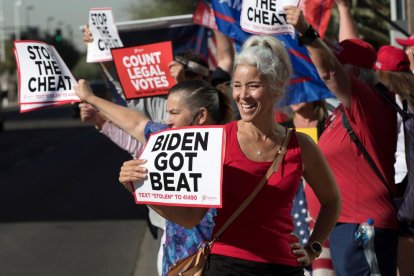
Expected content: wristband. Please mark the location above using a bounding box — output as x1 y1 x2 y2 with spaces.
298 25 320 46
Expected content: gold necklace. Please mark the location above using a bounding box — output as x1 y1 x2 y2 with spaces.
255 141 278 157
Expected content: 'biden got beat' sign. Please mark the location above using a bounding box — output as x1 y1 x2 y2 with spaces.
133 126 225 208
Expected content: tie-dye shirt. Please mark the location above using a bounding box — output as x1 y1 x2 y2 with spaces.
144 121 216 276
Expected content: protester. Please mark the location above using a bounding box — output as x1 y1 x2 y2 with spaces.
374 45 414 188
285 5 399 276
396 34 414 74
81 25 235 275
111 35 341 275
76 79 233 275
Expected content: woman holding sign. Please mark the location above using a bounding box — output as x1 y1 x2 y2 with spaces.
119 36 341 275
75 79 234 275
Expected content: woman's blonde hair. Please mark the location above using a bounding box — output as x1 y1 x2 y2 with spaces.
376 70 414 108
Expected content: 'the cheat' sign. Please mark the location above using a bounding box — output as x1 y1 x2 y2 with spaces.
240 0 300 36
111 41 175 99
133 126 225 208
87 8 123 63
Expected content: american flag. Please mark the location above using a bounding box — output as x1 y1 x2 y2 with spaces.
293 180 335 275
291 180 311 246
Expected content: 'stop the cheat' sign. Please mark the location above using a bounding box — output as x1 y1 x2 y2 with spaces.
14 40 80 112
87 8 123 63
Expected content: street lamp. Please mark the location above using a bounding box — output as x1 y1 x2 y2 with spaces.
0 0 5 63
46 16 54 36
66 24 74 41
14 0 23 40
25 4 34 27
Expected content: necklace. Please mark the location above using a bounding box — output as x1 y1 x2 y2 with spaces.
256 150 263 157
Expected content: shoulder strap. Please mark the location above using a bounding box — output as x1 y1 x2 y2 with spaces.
341 110 390 191
213 129 293 239
374 83 409 121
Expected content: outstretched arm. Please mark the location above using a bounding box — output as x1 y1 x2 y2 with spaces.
335 0 359 41
74 79 149 144
214 29 234 74
285 6 352 107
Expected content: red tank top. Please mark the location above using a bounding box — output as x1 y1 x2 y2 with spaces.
211 121 303 266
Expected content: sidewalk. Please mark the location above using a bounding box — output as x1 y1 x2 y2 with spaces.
134 226 162 276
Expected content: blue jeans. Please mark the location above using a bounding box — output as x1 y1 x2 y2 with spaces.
329 223 398 276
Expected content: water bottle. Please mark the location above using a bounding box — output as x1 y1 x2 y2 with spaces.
354 218 381 275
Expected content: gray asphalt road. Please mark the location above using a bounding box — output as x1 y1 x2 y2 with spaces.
0 105 159 276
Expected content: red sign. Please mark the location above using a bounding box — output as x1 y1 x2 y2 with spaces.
111 41 175 99
193 0 218 30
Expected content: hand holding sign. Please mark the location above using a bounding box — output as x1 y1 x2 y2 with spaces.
119 159 150 193
284 5 309 34
73 79 95 103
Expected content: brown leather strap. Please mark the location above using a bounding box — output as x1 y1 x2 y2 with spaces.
214 129 292 239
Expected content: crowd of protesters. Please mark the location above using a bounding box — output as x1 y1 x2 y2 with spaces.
72 0 414 275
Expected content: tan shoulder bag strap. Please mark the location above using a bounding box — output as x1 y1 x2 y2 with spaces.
213 129 293 239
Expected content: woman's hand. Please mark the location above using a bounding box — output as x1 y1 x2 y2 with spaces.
79 102 106 129
290 233 313 267
82 25 93 44
284 6 309 35
168 60 186 83
74 79 95 102
119 159 148 193
291 241 312 266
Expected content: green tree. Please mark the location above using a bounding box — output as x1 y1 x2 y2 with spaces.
72 53 104 80
125 0 196 20
0 40 17 74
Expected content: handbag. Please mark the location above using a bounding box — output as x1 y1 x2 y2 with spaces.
167 129 292 276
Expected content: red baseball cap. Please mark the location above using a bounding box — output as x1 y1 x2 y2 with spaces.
396 35 414 47
374 45 410 72
334 39 377 69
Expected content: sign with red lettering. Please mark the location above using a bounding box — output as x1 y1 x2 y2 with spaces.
14 40 80 113
111 41 175 99
133 126 225 208
87 8 123 63
240 0 301 36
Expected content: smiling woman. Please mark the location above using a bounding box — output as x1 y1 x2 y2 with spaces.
136 35 342 276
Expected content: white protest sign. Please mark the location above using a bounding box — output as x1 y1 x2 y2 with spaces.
14 40 79 108
87 8 123 63
20 101 68 113
133 126 225 208
240 0 301 36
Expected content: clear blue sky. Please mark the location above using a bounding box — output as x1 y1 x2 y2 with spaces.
1 0 137 50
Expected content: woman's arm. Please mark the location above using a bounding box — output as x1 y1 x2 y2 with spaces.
296 133 341 261
74 79 149 145
119 159 209 228
284 6 352 107
335 0 359 41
